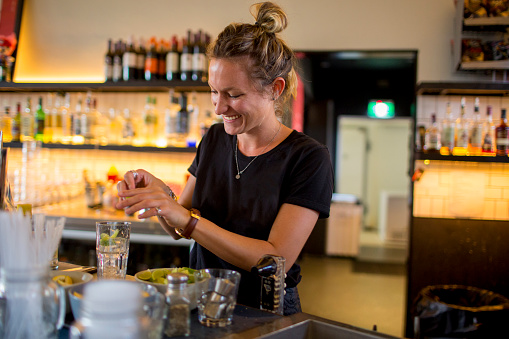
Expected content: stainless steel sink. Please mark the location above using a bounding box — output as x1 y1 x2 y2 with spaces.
258 319 398 339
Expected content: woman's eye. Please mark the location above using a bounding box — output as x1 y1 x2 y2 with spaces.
229 94 241 99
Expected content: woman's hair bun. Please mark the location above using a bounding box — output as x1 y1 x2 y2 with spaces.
250 2 288 34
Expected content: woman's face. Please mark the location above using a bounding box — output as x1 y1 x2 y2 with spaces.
208 57 274 136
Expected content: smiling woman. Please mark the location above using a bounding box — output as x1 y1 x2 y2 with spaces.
115 1 334 316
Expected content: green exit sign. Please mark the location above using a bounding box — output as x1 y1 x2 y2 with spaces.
368 100 395 119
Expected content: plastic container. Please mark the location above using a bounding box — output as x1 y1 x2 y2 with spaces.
69 280 142 339
412 284 509 338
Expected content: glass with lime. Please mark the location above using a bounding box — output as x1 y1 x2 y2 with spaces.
95 221 131 280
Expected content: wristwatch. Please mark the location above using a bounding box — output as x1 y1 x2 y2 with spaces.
175 208 201 239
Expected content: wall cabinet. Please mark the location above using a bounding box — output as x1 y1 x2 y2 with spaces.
453 1 509 72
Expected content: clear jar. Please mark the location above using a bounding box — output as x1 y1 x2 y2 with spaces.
0 267 66 339
164 272 190 337
69 280 142 339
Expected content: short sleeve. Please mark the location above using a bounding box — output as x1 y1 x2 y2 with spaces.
283 143 334 219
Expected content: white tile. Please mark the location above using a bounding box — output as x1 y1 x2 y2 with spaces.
430 198 445 217
490 174 509 187
494 200 509 220
483 200 496 220
485 187 503 199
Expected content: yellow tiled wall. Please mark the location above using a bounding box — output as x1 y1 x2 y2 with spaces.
413 160 509 220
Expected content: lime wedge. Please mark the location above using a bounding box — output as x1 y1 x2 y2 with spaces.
52 275 73 286
110 229 120 239
151 268 166 282
137 270 152 281
100 232 110 246
155 277 167 284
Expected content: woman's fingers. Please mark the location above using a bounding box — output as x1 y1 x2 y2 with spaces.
122 195 164 217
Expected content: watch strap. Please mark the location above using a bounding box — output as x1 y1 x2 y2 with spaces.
175 208 200 239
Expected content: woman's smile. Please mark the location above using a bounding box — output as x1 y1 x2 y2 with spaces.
223 114 241 123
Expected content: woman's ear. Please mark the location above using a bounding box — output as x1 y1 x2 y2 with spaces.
272 77 286 100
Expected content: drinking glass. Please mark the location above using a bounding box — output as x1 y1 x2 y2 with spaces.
194 268 241 327
0 267 66 339
95 221 130 280
140 290 166 339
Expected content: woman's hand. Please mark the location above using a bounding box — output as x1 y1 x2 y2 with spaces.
115 169 190 228
116 169 163 192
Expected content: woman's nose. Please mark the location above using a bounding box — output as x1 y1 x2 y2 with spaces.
213 95 228 116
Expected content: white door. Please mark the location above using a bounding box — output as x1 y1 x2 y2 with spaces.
336 123 367 201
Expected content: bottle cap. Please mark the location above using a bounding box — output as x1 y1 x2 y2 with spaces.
167 272 188 285
251 256 277 276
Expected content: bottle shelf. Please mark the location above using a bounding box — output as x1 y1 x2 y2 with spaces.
464 16 509 29
3 141 197 153
414 151 509 163
0 80 210 93
416 81 509 96
459 60 509 71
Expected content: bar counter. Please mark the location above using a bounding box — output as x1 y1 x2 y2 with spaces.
58 304 401 339
41 199 401 338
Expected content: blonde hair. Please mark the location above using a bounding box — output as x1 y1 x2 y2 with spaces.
207 2 297 118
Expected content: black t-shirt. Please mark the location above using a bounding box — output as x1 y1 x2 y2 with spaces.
188 123 333 308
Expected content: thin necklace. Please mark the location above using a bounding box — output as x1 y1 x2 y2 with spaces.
235 122 282 180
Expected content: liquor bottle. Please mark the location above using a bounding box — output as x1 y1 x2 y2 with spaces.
164 89 180 145
440 102 455 155
123 36 138 81
61 93 72 143
144 38 159 81
34 97 46 142
453 97 469 156
107 108 124 145
180 31 193 81
192 30 206 82
424 113 441 153
200 110 215 137
50 94 63 143
104 39 114 82
482 105 496 155
496 108 509 156
203 33 211 81
142 96 158 146
157 39 168 81
176 92 189 140
166 35 180 81
72 95 83 143
468 97 483 155
112 40 123 82
137 37 146 81
1 106 12 142
43 93 54 143
121 108 134 145
91 99 108 145
186 92 201 147
11 103 20 142
81 92 93 143
20 97 34 142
